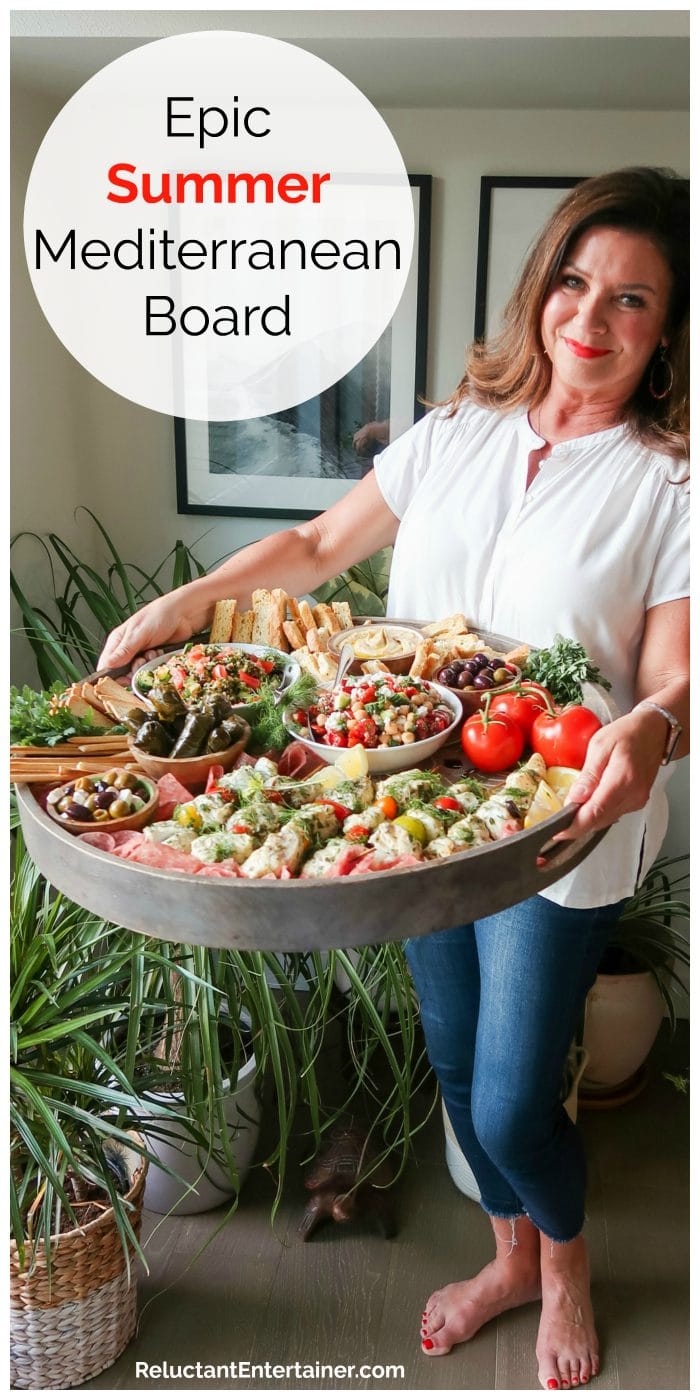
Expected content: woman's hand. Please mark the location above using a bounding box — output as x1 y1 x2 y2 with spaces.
553 707 668 842
97 586 211 673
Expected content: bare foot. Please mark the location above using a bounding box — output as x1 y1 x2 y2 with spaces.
421 1216 541 1357
536 1235 600 1390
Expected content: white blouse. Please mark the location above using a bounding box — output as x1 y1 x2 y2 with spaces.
373 400 689 907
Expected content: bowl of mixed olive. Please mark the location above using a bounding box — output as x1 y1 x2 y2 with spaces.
45 770 158 835
435 655 521 716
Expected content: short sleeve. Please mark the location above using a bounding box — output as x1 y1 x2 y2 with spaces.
645 479 689 608
373 408 446 519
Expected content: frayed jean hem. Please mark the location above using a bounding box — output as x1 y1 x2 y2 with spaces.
523 1208 585 1245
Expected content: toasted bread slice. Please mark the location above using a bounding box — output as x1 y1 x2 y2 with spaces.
331 601 354 631
232 609 254 644
283 619 306 651
298 600 316 636
55 684 114 726
312 603 338 633
209 599 237 643
409 640 439 680
287 595 303 625
92 678 149 721
504 643 530 667
306 626 331 654
269 589 289 650
360 660 391 674
422 613 472 639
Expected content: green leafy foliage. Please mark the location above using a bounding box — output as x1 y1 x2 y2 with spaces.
604 856 690 1031
248 672 318 753
522 634 612 706
313 548 392 618
11 509 211 688
10 685 121 747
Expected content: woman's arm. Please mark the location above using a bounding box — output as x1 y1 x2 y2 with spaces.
555 597 690 841
98 470 399 669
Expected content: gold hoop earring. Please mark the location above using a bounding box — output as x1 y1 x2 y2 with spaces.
648 346 673 401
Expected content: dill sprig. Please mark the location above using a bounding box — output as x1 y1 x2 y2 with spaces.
248 672 318 754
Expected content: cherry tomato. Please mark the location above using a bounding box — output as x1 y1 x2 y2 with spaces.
315 798 352 822
347 717 378 748
239 670 261 690
258 658 276 673
531 705 602 769
354 683 377 704
346 826 371 842
326 730 348 748
430 709 453 734
460 712 525 774
433 795 462 813
231 821 251 834
489 686 549 742
205 765 224 794
376 795 398 819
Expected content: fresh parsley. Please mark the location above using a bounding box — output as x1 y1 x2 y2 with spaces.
10 685 122 747
521 636 612 707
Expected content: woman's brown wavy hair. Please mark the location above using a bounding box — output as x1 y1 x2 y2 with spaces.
445 167 689 460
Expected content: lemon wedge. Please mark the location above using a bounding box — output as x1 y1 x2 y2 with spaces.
544 767 581 801
314 744 370 788
523 779 563 829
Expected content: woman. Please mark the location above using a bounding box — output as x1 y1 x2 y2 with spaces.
100 167 689 1389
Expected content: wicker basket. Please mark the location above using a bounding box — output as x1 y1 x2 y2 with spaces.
10 1150 147 1390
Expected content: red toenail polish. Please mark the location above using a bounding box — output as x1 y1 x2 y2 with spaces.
547 1382 559 1391
423 1339 434 1350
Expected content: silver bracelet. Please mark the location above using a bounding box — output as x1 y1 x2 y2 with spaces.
633 700 682 765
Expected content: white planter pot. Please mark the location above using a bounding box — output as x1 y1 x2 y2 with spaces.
442 1046 589 1203
136 1046 260 1216
581 969 665 1091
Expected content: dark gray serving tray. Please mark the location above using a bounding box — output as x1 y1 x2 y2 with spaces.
16 627 613 952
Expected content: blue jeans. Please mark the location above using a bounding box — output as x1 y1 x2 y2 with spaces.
404 895 624 1242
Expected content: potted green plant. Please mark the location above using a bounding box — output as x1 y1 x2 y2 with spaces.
9 827 160 1390
580 855 689 1100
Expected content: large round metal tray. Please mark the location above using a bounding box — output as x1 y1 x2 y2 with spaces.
16 629 614 952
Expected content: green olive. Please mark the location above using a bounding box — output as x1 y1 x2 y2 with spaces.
83 793 98 812
93 808 111 822
74 776 95 792
493 668 511 684
57 795 74 813
103 769 119 786
109 800 131 819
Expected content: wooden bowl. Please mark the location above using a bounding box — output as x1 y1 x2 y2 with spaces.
446 665 522 717
46 773 158 836
327 623 424 676
127 720 250 786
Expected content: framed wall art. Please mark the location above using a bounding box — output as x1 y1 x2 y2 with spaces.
175 174 432 520
474 175 582 341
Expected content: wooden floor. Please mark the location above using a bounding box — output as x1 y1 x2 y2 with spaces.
87 1023 689 1392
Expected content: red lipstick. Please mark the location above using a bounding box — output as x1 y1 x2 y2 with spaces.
564 338 611 359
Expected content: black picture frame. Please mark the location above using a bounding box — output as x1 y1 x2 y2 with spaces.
474 176 583 341
175 174 432 520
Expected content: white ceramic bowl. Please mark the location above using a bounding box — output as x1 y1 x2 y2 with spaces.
284 677 463 774
131 643 301 721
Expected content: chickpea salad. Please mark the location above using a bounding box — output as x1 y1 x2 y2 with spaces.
289 674 456 750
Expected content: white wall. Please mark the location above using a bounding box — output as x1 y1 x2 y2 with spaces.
11 86 689 866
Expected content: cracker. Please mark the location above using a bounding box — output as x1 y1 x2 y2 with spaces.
409 640 438 680
209 599 237 643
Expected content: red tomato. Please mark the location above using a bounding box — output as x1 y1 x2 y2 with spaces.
212 663 229 681
239 670 261 690
433 795 462 812
354 683 377 704
531 705 602 769
258 658 275 673
347 717 378 748
315 798 352 822
460 712 525 774
205 765 224 794
326 730 348 748
489 686 549 742
347 826 371 842
170 666 187 689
